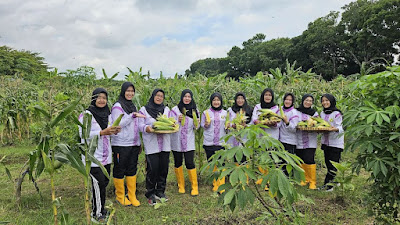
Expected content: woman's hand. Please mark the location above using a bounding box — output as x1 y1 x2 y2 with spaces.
282 115 289 125
133 112 146 118
204 120 210 128
100 126 121 136
146 126 154 133
178 114 183 122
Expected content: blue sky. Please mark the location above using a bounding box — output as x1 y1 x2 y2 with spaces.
0 0 354 78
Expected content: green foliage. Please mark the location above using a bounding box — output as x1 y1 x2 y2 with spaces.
344 66 400 223
329 161 355 199
201 124 307 223
0 46 48 78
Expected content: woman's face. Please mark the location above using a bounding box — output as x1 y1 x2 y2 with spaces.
303 96 313 108
212 97 221 108
321 96 331 109
183 93 192 105
236 95 245 107
284 95 293 108
264 91 272 103
95 93 107 108
125 86 135 101
154 91 164 105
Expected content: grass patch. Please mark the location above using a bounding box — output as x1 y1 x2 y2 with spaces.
0 145 374 224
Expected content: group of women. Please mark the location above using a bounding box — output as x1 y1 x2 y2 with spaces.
79 83 344 222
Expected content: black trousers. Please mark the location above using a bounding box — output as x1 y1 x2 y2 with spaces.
295 148 316 164
172 150 195 169
112 146 140 178
321 144 343 185
281 142 296 176
90 164 111 217
145 151 170 198
282 142 296 154
204 145 224 161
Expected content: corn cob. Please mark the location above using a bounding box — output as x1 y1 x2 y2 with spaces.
205 111 211 124
192 109 199 127
112 114 124 127
225 112 230 129
181 108 186 126
279 105 284 118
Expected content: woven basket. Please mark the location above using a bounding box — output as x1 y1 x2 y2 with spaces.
153 129 179 134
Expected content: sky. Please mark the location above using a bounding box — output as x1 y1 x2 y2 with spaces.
0 0 354 79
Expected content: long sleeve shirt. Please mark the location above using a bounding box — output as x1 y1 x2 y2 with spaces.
110 102 141 147
201 108 227 146
226 107 247 147
279 106 299 145
170 106 198 152
251 104 282 140
138 106 171 155
320 111 344 149
79 111 112 167
296 111 319 149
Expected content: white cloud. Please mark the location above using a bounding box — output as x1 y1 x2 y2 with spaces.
0 0 354 78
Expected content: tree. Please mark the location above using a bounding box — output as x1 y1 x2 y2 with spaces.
0 46 48 78
340 0 400 72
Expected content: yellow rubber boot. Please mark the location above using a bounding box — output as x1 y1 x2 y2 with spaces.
218 176 225 194
212 166 219 192
308 164 317 190
126 175 140 206
174 166 185 194
114 178 132 206
187 168 199 196
300 164 308 186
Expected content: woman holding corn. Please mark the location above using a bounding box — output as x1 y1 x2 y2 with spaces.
138 89 172 205
111 82 145 207
226 92 253 150
279 93 299 155
251 88 282 140
319 94 343 191
170 89 200 196
79 88 121 223
296 94 319 190
201 92 227 192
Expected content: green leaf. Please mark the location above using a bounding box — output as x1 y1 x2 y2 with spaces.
41 150 53 174
86 152 109 179
50 96 82 128
366 114 376 124
88 135 99 155
379 161 388 177
34 105 50 119
237 189 247 209
380 113 390 123
223 189 236 205
230 169 239 186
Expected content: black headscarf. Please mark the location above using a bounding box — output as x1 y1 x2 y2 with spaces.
117 82 137 114
177 89 198 118
145 89 165 119
232 92 253 123
260 88 276 109
321 94 342 114
210 92 223 111
87 88 110 130
283 93 295 109
297 94 316 116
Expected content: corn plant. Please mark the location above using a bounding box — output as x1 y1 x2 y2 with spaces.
56 113 110 224
328 161 355 201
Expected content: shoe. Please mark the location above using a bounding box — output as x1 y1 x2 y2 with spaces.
155 192 169 202
147 195 157 206
319 184 334 192
91 213 107 224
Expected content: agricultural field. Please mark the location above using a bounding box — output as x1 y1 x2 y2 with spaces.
1 64 399 224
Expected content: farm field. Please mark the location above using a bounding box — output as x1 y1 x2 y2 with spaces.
0 145 372 225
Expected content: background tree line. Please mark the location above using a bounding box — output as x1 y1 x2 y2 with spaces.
185 0 400 80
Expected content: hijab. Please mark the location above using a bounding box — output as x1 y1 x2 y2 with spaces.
321 94 342 114
283 93 295 110
87 88 110 130
231 92 253 123
177 89 198 118
117 82 137 114
297 94 316 116
145 88 165 119
210 92 223 111
260 88 276 109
